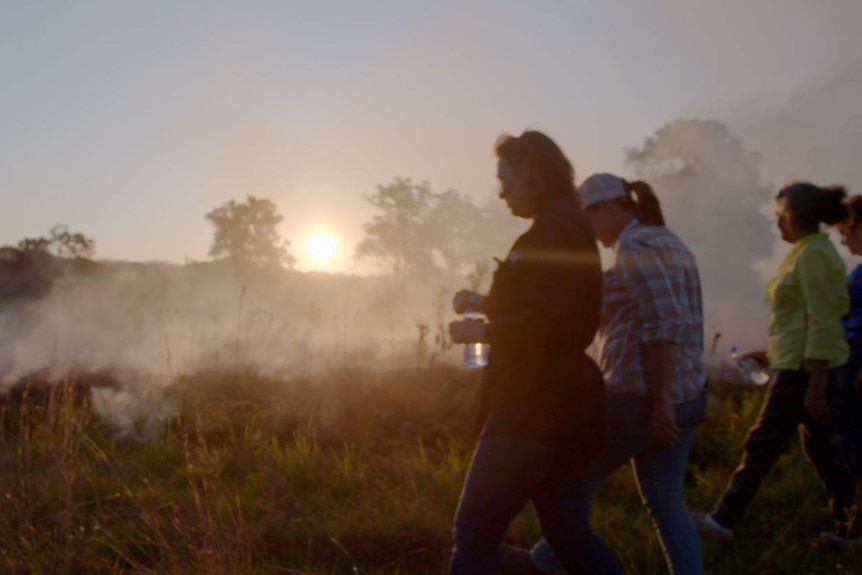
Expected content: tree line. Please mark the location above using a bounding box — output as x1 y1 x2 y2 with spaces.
4 119 774 300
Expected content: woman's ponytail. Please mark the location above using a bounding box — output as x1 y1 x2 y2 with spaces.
624 180 666 227
816 185 849 225
777 182 848 228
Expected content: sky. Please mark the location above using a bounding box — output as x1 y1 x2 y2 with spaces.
2 0 862 272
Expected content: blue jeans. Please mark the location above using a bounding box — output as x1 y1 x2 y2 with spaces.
529 391 708 575
449 435 623 575
840 343 862 480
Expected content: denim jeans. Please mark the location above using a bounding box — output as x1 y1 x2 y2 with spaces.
449 435 623 575
712 368 855 529
528 390 708 575
840 343 862 480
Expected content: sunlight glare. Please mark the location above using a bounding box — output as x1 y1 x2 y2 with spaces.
305 231 339 267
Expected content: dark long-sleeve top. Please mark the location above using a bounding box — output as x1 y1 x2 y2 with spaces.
844 263 862 345
476 194 605 460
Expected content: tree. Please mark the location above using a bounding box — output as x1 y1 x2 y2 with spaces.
424 188 488 275
17 237 51 253
48 224 95 258
356 178 524 281
205 195 295 269
625 119 774 349
354 178 438 279
16 224 95 259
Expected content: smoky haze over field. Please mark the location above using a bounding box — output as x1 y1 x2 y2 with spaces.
3 2 862 383
4 75 862 392
4 96 862 393
1 11 862 397
0 263 473 384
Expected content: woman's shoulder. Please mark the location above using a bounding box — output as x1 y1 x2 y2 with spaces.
532 201 595 245
799 234 842 258
796 236 846 271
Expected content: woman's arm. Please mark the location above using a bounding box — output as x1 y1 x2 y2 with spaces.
616 238 688 443
796 247 845 422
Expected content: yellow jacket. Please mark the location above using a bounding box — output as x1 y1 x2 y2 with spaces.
767 233 849 370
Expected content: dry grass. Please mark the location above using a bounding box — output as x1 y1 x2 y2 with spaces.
0 368 859 574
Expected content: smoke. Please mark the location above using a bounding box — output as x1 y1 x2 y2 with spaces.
733 57 862 194
725 57 862 342
624 58 862 362
624 119 774 356
0 259 474 437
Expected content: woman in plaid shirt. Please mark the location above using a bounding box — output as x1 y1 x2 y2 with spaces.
506 173 708 575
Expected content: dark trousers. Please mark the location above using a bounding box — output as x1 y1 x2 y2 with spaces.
840 343 862 480
712 368 856 529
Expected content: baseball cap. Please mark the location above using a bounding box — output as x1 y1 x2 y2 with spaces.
579 173 628 208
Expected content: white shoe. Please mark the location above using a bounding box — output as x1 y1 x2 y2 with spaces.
696 513 733 542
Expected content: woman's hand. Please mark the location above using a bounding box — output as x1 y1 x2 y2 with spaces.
452 290 485 314
803 369 830 424
448 318 488 343
650 398 680 447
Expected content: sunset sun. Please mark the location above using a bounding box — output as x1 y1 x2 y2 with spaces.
305 231 339 267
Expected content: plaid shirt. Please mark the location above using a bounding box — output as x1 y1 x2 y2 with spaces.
599 219 706 402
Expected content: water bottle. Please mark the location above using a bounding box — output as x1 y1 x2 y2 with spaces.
730 346 770 385
462 327 489 369
459 293 489 369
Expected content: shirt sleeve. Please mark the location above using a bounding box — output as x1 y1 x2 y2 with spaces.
797 246 846 360
616 237 684 344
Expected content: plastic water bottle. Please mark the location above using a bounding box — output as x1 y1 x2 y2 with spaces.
462 313 489 369
730 346 770 385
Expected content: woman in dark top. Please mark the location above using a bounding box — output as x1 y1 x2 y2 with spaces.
838 194 862 540
446 131 608 575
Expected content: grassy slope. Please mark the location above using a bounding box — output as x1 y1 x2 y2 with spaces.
0 368 859 575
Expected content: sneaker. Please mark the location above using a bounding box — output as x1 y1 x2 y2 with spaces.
695 513 734 542
498 543 548 575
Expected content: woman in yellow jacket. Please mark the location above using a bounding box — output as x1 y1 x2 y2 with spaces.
699 182 856 544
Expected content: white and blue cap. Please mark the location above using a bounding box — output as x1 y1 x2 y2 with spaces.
579 173 628 208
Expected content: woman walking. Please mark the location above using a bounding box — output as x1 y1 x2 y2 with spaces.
699 183 855 544
502 173 708 575
446 131 608 575
836 194 862 540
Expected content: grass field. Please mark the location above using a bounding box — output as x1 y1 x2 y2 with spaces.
0 366 860 574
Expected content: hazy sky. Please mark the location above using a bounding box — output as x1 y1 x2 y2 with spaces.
2 0 861 272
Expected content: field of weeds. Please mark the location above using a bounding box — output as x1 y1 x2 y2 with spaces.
0 367 860 574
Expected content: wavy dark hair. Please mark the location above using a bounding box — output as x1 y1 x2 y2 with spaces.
777 182 847 231
844 195 862 227
494 131 577 205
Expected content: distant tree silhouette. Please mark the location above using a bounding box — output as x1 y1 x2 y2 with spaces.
16 237 51 253
356 178 517 281
16 224 95 259
205 195 295 269
424 188 489 275
355 178 438 279
48 224 95 258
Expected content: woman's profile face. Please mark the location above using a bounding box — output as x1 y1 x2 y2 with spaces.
775 197 798 244
585 202 622 248
840 220 862 256
497 158 537 218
